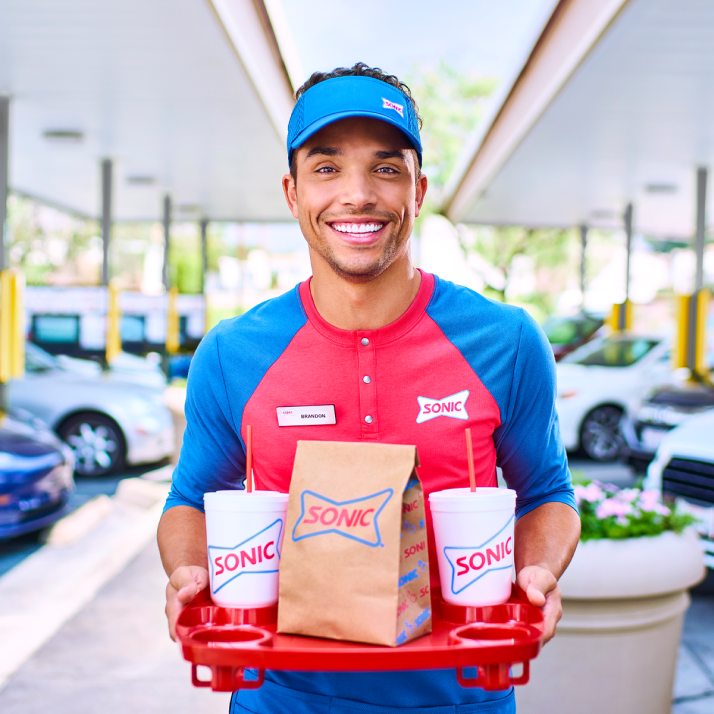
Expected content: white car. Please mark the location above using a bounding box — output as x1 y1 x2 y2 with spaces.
10 343 175 476
644 409 714 569
556 334 672 461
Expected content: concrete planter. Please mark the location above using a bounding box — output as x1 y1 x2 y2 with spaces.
516 530 705 714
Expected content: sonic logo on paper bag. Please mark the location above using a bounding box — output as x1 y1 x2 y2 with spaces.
292 489 393 547
208 519 283 594
443 515 515 595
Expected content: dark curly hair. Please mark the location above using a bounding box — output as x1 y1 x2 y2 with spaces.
290 62 422 182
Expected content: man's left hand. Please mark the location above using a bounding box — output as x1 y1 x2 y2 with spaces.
516 564 562 644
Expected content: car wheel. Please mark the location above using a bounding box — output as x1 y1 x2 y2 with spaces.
580 406 624 462
58 412 126 476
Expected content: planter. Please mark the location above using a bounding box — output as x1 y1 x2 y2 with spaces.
516 529 705 714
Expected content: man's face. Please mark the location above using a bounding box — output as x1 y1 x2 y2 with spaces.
283 117 427 282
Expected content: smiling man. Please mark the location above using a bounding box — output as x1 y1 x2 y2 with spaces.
158 63 580 714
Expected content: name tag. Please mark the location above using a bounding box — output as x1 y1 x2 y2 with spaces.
276 405 336 427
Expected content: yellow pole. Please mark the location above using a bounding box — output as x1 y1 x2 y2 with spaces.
694 288 710 378
607 300 632 333
166 286 180 355
10 270 24 379
105 279 122 365
0 270 12 383
673 294 690 370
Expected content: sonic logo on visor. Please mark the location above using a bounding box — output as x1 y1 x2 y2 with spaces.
292 488 393 547
382 98 404 117
416 390 469 424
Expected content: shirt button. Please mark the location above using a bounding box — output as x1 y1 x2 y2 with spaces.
363 375 371 384
361 338 370 346
364 415 373 424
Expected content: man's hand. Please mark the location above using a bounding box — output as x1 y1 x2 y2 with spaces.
516 564 562 644
165 565 208 641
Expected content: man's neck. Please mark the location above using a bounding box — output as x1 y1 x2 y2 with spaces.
309 253 422 331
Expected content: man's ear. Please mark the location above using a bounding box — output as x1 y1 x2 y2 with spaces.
414 174 428 217
282 173 299 219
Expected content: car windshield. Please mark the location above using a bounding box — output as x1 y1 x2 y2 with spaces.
571 338 659 367
25 342 59 372
542 318 579 345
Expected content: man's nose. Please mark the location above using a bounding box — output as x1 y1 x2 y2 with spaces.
338 169 377 209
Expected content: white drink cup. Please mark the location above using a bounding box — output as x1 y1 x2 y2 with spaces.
429 487 516 607
204 490 289 608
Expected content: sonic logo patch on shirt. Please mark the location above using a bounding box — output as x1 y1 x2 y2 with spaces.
416 390 469 424
276 405 336 426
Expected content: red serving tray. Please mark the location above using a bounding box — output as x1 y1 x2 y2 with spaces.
176 584 545 693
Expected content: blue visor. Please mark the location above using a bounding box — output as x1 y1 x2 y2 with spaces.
287 75 422 168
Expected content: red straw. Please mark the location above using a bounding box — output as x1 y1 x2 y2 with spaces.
246 425 253 493
465 428 476 492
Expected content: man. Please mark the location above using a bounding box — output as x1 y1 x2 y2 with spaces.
158 63 580 714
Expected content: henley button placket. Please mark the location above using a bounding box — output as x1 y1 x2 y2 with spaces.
357 331 378 438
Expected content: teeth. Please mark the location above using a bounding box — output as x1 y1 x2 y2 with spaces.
332 223 383 234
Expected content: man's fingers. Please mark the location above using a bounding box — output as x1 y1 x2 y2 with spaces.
165 566 209 642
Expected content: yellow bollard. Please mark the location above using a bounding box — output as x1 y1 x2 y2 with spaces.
607 300 632 333
673 289 711 380
105 279 122 365
166 286 180 355
0 269 25 383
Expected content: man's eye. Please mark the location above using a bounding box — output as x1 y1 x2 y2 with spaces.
316 166 336 173
376 166 398 174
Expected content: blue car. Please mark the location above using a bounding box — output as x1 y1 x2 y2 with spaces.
0 412 75 540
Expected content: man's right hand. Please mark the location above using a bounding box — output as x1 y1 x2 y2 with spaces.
165 565 209 641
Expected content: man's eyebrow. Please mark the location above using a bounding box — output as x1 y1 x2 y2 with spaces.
304 146 342 160
374 150 409 162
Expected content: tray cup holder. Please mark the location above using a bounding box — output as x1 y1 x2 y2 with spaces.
449 623 533 690
189 625 272 692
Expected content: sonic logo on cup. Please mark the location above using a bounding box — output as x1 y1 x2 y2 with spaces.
292 488 393 547
443 514 515 595
208 519 284 594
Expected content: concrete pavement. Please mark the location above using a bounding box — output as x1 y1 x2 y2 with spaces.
0 538 230 713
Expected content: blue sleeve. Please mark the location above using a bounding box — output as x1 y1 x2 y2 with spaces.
426 277 576 519
163 326 245 513
494 311 577 519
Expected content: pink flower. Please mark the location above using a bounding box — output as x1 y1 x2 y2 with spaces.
596 498 634 520
618 488 640 503
638 490 663 513
575 483 604 505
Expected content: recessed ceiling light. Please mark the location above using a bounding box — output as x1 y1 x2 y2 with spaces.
178 203 201 214
645 183 678 194
43 130 84 143
126 175 156 185
590 209 616 219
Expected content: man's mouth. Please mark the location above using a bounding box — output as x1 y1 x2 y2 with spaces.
327 221 387 245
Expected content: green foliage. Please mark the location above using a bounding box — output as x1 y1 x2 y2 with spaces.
407 60 496 200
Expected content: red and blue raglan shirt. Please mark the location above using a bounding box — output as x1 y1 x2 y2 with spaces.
165 271 576 712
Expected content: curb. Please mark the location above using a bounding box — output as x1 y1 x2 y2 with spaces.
0 478 170 691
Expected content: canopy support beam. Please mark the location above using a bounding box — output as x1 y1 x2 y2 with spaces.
694 167 707 292
100 159 113 286
162 195 171 292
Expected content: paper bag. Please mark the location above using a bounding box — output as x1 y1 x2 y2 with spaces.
277 440 432 647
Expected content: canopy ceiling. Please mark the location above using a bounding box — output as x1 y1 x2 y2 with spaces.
445 0 714 239
0 0 296 222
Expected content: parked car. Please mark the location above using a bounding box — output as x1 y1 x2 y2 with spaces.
623 382 714 471
556 334 672 461
542 313 604 362
644 409 714 569
0 412 75 539
11 343 174 476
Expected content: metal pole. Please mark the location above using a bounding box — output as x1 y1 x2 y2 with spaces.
200 218 209 294
623 203 633 304
100 159 113 286
0 96 9 271
162 195 171 291
694 167 707 292
579 224 588 312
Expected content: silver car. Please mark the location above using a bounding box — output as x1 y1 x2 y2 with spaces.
11 344 175 476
